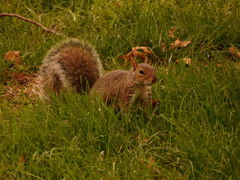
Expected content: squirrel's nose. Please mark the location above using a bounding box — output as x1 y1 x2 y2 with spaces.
152 77 157 83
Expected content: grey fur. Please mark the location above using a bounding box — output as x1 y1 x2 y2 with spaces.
33 39 157 108
33 38 103 100
91 63 157 109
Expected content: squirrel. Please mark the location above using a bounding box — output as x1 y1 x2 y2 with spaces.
34 38 157 109
90 58 157 109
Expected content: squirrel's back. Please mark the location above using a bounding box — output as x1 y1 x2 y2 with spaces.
35 38 103 99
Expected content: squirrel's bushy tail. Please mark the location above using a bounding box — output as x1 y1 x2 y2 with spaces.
33 38 103 100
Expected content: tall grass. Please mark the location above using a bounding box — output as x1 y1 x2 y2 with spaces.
0 0 240 179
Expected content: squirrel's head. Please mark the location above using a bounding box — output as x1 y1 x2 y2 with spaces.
131 58 157 86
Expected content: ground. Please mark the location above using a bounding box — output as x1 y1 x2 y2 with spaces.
0 0 240 179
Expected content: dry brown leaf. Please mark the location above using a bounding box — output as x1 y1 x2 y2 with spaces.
2 72 36 101
229 46 240 58
119 51 133 62
229 47 235 54
170 39 192 49
182 57 192 65
235 52 240 58
18 156 26 165
132 46 152 54
161 42 166 52
4 51 21 66
216 63 223 68
132 46 152 61
137 134 149 145
120 46 153 62
168 28 176 38
176 57 192 65
147 156 155 169
12 72 34 85
112 0 124 7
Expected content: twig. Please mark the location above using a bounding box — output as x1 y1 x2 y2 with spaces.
0 13 57 34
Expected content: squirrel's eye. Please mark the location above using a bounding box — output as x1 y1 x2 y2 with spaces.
139 70 145 75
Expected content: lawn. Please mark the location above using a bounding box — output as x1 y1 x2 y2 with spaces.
0 0 240 179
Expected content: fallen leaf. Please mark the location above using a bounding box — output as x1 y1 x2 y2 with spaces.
216 63 223 68
170 39 191 49
120 46 153 62
18 156 26 165
4 51 21 66
131 46 152 62
112 0 124 7
147 156 155 169
182 57 192 65
132 46 152 55
176 57 192 65
168 28 176 38
235 52 240 58
137 134 149 145
229 47 235 54
161 42 166 52
229 46 240 58
119 51 134 62
2 72 36 101
12 72 33 85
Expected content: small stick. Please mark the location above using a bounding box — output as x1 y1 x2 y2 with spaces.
0 13 57 34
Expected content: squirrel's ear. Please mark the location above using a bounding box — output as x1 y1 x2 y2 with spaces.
131 58 138 71
144 56 149 64
144 56 152 64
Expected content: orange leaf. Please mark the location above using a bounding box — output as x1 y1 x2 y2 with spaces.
182 57 192 65
229 46 240 58
147 156 155 169
4 51 21 66
120 46 153 62
168 28 176 39
217 63 223 68
238 52 240 58
112 0 124 7
161 42 166 52
119 51 133 62
229 47 235 54
18 156 26 165
170 39 191 49
132 46 152 55
12 72 33 85
137 134 149 145
176 57 192 65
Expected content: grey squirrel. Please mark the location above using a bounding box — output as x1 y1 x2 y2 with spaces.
91 59 157 108
35 38 157 108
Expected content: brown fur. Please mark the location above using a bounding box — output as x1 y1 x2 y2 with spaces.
34 39 157 108
34 38 103 100
91 60 157 109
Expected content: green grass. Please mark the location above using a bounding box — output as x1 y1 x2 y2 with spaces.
0 0 240 179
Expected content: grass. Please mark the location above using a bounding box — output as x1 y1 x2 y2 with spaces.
0 0 240 179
